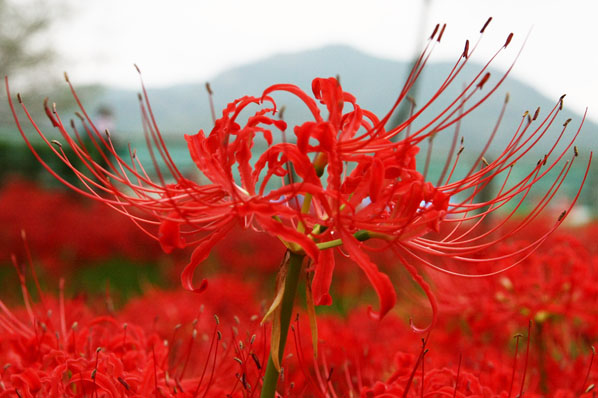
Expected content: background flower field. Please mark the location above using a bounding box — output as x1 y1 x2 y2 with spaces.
0 176 596 396
1 1 597 396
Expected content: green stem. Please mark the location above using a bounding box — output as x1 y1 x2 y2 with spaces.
260 251 304 398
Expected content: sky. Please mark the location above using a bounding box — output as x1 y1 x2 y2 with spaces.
46 0 597 121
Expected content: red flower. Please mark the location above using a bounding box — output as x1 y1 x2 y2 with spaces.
0 272 268 397
7 19 591 323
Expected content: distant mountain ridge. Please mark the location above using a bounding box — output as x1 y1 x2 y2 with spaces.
92 45 595 157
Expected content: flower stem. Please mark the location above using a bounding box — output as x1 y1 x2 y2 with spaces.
260 251 304 398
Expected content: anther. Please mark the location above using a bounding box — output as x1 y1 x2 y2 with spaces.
477 72 490 89
559 94 566 110
118 376 130 390
75 112 84 121
558 210 567 221
251 353 261 369
205 82 213 95
437 24 447 42
51 140 62 148
505 92 510 103
105 129 111 139
234 357 243 365
533 107 540 120
458 146 464 156
563 118 571 127
504 33 514 48
429 24 440 40
482 157 489 167
480 17 492 33
17 93 22 103
64 72 70 83
462 40 469 59
214 314 220 325
134 64 141 74
278 105 286 121
137 93 143 101
217 330 222 340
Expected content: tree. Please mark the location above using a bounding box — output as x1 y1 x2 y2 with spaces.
0 0 63 128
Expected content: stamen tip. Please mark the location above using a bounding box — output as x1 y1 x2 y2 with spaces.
504 32 514 48
437 23 447 42
477 72 491 89
462 40 470 59
429 24 440 40
63 72 70 83
480 17 492 33
558 210 567 222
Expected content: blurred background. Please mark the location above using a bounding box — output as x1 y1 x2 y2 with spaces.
0 0 596 297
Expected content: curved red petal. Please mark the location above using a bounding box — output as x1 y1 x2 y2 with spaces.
158 215 186 254
256 214 319 261
312 248 335 306
180 221 234 293
340 230 396 319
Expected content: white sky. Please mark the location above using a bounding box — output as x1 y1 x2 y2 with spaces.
51 0 597 121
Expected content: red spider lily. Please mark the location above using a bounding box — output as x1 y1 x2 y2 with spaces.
6 18 591 325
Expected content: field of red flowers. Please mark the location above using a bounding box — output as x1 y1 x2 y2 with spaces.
0 179 596 397
3 18 597 396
